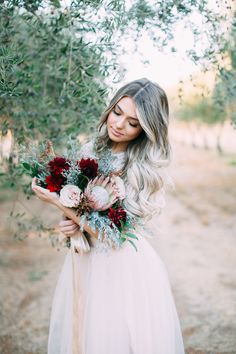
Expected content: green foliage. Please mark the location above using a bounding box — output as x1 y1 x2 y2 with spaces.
28 269 48 282
213 12 236 127
229 158 236 166
0 6 108 147
8 209 62 246
177 10 236 127
177 96 224 125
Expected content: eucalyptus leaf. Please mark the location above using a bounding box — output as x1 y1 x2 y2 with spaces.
22 162 32 171
125 232 138 240
128 239 138 252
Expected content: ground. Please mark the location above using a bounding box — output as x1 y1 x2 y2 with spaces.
0 140 235 354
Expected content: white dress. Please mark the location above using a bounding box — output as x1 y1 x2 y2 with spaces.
47 144 185 354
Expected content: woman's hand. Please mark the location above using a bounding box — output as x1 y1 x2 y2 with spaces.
58 214 81 237
31 177 60 206
59 215 91 254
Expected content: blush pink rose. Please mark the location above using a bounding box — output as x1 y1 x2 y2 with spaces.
59 185 82 208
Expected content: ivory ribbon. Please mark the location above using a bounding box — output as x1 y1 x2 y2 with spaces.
71 231 90 254
71 231 91 354
71 247 81 354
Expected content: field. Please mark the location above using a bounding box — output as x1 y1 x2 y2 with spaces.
0 137 236 353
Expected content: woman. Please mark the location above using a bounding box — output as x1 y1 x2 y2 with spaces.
32 78 185 353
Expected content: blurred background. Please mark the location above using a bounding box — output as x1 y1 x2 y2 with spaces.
0 0 236 353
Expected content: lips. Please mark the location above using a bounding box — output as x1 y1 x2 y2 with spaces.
111 127 124 137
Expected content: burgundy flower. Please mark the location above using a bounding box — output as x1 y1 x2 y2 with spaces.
108 207 127 228
78 158 98 179
45 174 64 192
48 157 70 176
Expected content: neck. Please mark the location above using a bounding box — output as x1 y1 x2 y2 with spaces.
111 141 128 153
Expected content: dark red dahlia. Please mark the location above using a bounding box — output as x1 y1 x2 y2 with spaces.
45 174 64 192
48 157 70 176
108 207 127 228
78 158 98 179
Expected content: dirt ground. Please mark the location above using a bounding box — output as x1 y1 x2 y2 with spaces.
0 140 235 354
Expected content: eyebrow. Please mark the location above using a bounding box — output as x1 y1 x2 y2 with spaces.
116 103 139 121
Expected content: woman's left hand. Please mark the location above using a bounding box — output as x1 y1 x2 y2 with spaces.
31 177 60 206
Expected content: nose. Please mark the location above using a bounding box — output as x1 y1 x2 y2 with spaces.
115 117 126 130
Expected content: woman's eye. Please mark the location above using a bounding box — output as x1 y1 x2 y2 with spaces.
129 123 138 128
112 108 139 127
112 109 120 115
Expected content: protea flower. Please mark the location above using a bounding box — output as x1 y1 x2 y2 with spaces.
84 175 119 211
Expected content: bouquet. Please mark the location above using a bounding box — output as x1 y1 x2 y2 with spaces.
19 140 139 253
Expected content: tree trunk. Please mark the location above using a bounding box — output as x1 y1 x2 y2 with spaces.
216 121 225 155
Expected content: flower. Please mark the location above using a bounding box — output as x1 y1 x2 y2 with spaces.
84 175 118 211
108 207 127 228
45 174 64 192
48 157 70 176
91 185 110 204
78 158 98 179
110 175 126 200
59 185 82 207
45 157 71 192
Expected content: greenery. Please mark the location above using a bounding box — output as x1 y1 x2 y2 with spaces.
176 96 226 152
176 11 236 153
177 97 223 125
213 11 236 127
0 5 108 147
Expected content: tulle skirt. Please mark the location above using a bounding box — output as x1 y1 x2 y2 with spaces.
47 233 185 354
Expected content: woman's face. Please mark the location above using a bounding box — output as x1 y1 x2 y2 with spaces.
107 96 143 145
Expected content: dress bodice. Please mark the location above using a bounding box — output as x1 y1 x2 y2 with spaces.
79 140 126 174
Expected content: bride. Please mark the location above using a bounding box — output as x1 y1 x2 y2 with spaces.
32 78 185 353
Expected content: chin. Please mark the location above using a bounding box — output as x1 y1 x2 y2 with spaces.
109 135 124 142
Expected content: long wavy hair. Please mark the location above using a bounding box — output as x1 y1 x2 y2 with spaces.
94 78 172 221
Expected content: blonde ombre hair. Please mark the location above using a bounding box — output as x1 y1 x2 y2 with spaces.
94 78 172 221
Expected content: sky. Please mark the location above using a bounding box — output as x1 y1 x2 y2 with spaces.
118 31 197 91
109 0 233 92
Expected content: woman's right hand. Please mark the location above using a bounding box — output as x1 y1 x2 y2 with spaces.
58 214 81 237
